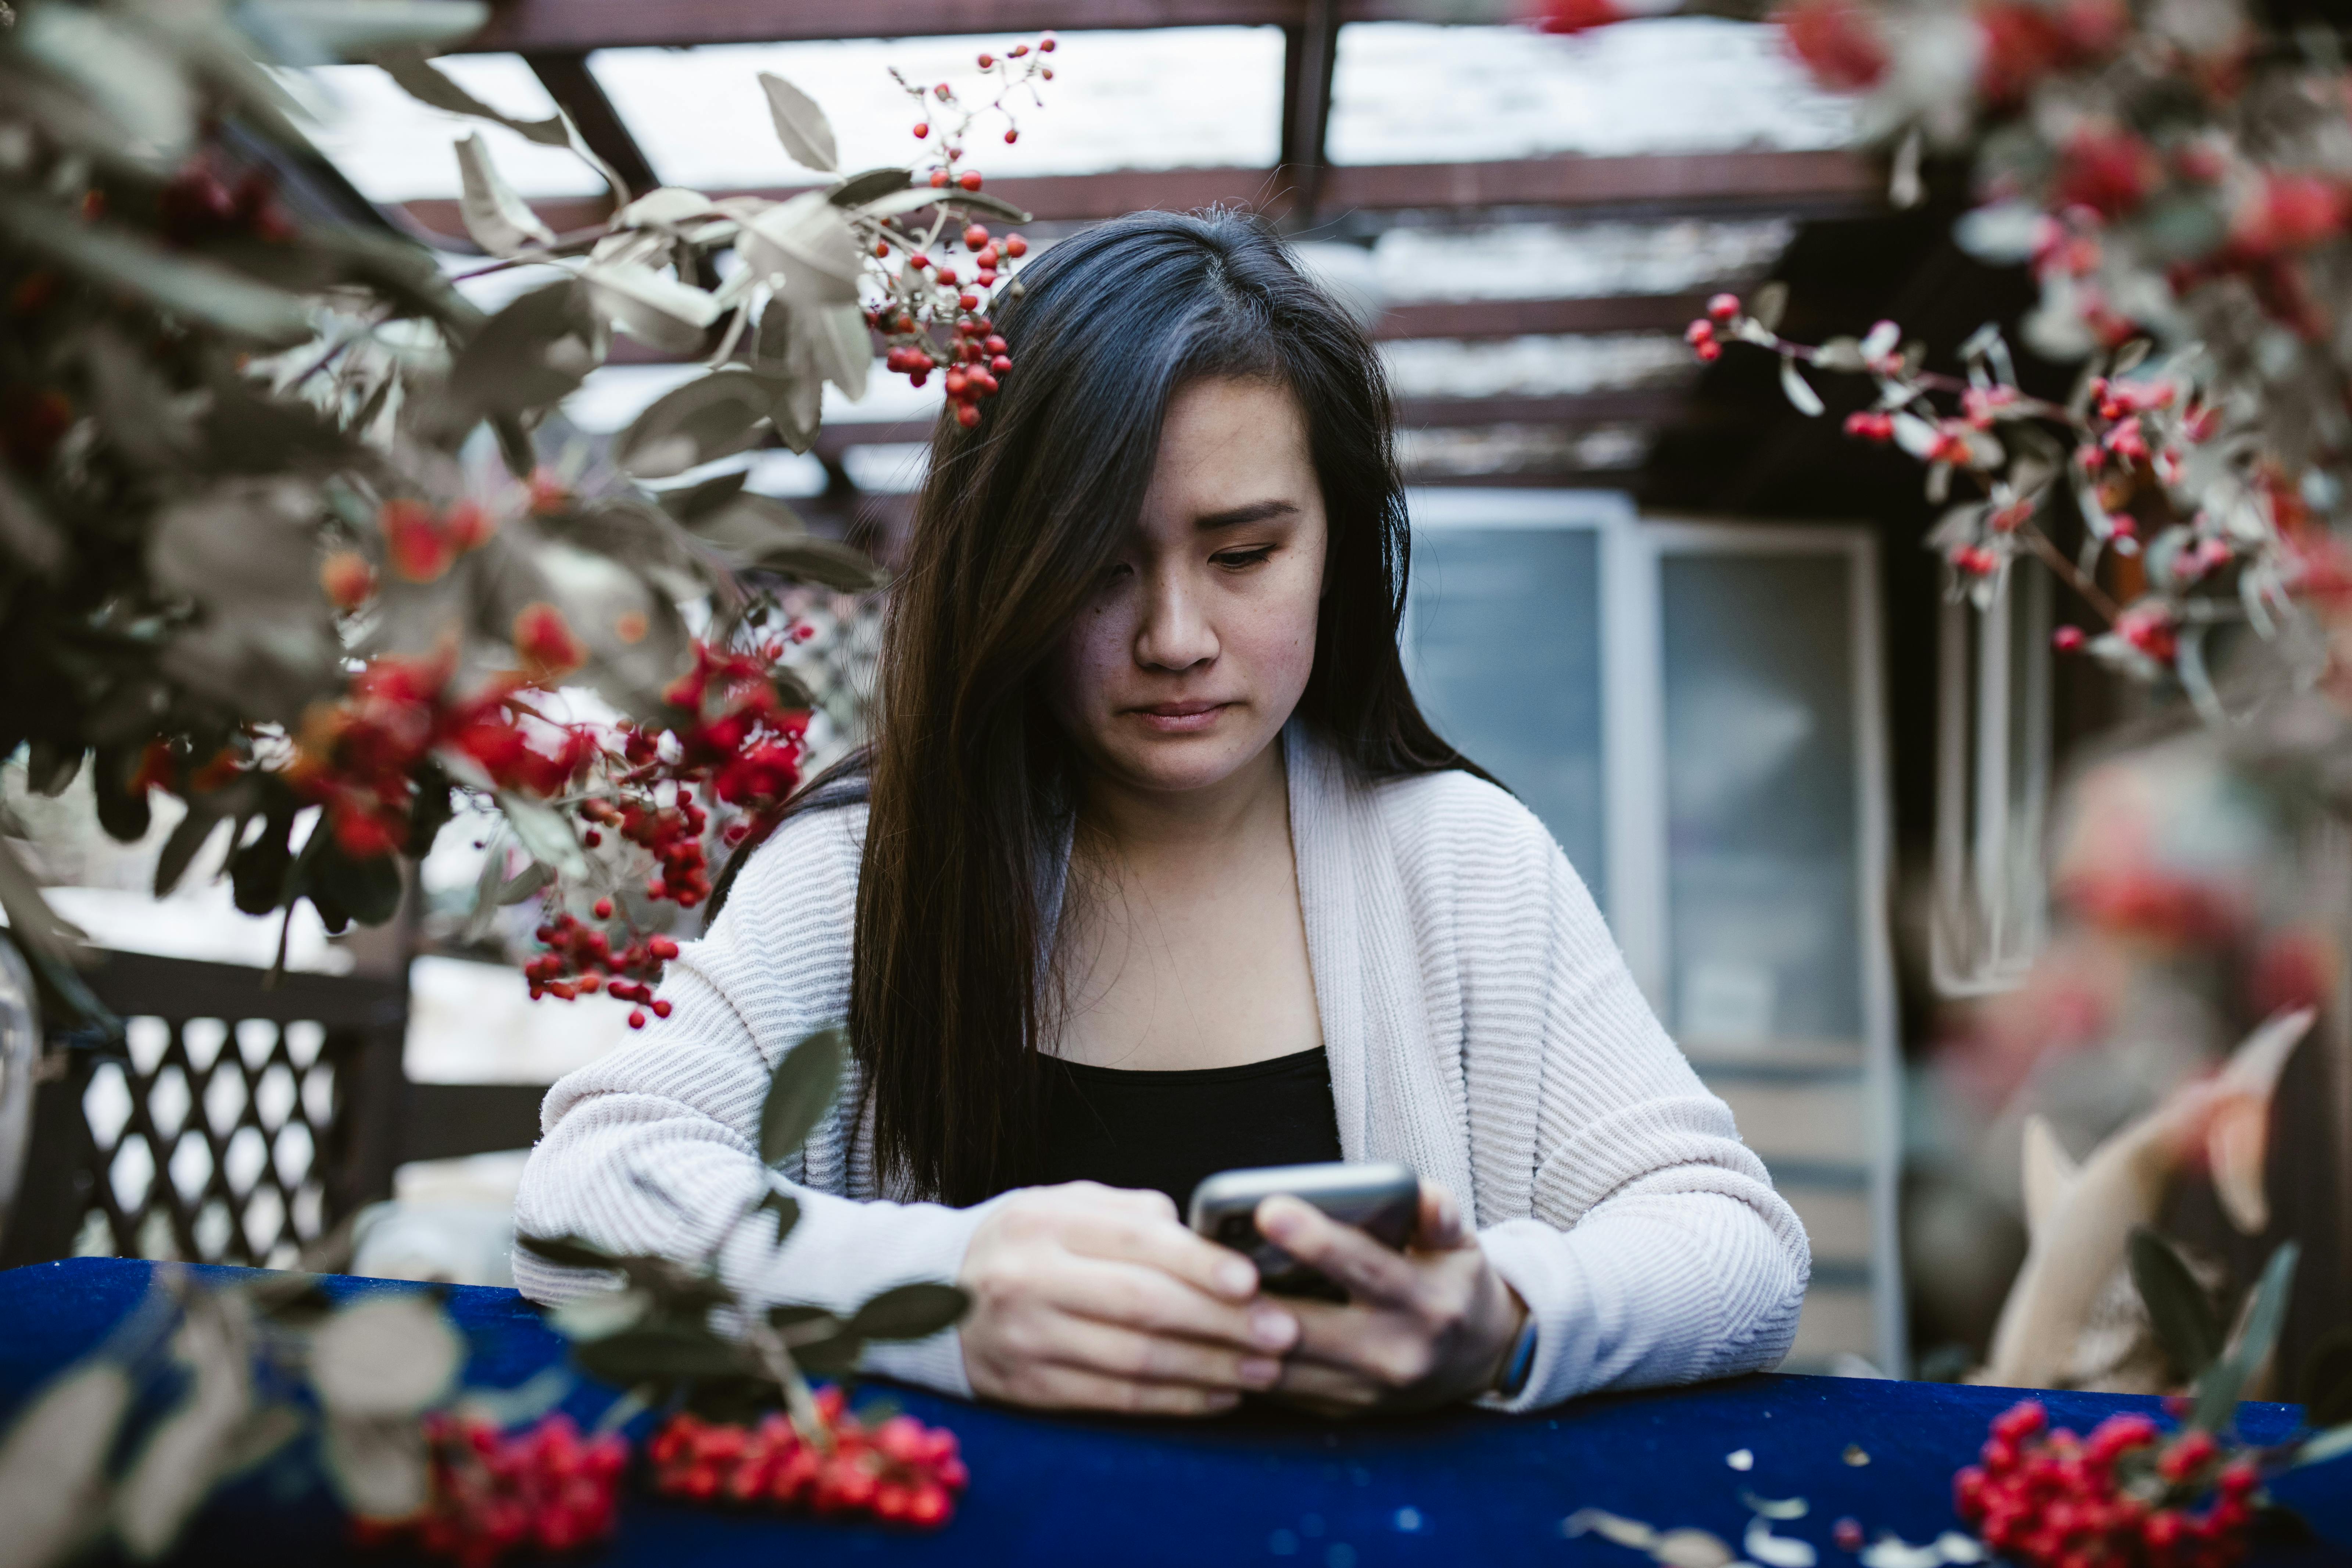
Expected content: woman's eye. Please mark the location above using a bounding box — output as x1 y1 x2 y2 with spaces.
1214 548 1275 570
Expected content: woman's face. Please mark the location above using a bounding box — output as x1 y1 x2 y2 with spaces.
1047 376 1328 799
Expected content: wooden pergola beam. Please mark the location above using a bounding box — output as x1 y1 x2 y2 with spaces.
398 148 1875 243
462 0 1486 53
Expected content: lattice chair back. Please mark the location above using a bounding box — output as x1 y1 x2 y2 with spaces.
49 952 408 1268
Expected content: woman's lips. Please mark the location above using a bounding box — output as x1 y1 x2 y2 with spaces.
1131 699 1231 734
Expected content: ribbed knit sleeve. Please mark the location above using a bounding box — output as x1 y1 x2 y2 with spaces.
509 803 1000 1397
1377 771 1811 1412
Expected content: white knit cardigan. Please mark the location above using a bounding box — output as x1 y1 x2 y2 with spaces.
513 724 1811 1412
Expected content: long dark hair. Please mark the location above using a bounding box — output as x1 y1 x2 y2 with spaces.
840 209 1483 1206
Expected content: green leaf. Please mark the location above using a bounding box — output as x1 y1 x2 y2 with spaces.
0 838 87 963
0 195 312 346
845 1283 968 1342
2130 1226 2224 1382
582 256 720 355
2192 1241 2299 1431
379 49 569 146
310 840 404 927
759 74 838 173
455 130 555 257
855 185 1033 226
742 536 887 593
573 1323 749 1385
0 1362 133 1567
655 469 751 525
452 1365 572 1431
115 1314 253 1560
830 166 912 207
758 1188 801 1247
447 278 607 420
497 793 589 880
767 1304 836 1333
1749 281 1789 334
613 368 772 480
733 191 860 306
17 4 196 169
321 1412 429 1520
309 1296 463 1419
760 1026 845 1167
2299 1421 2352 1468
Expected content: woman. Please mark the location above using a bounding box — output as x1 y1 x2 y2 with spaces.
515 210 1809 1417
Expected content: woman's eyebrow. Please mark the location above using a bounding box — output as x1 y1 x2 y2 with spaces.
1195 499 1300 531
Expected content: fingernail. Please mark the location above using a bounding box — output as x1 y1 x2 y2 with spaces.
1205 1390 1240 1411
1239 1356 1281 1386
1249 1306 1297 1350
1216 1259 1257 1297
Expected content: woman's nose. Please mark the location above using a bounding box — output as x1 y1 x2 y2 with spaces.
1133 568 1218 673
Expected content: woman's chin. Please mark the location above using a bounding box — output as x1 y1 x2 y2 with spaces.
1098 722 1270 796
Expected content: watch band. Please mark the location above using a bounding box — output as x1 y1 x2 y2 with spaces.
1493 1315 1539 1398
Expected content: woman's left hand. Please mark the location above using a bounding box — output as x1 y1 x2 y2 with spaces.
1257 1181 1527 1414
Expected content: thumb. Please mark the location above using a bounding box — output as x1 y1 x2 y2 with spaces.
1415 1182 1467 1250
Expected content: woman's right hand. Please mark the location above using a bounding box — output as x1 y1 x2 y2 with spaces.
957 1181 1300 1415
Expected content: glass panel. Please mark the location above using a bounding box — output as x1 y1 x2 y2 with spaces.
1364 219 1795 302
283 57 608 201
588 28 1284 192
1326 18 1854 167
1658 552 1859 1047
1382 333 1691 400
1405 526 1606 907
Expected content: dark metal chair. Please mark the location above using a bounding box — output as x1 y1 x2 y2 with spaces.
0 950 547 1271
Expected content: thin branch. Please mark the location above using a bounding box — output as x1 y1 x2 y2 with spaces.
2019 520 2124 623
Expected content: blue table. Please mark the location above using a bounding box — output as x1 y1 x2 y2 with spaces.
2 1257 2346 1566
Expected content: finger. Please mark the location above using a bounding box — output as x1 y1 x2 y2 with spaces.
1060 1204 1263 1304
1035 1312 1284 1393
1417 1181 1468 1250
1020 1363 1244 1417
1064 1180 1182 1225
1257 1195 1421 1305
1270 1355 1387 1409
1049 1256 1301 1354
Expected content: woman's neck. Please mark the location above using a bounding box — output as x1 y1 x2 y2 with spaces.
1074 733 1289 867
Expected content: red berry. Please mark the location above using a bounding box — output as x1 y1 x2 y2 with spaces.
935 266 958 286
913 121 930 138
929 170 949 188
991 354 1012 373
874 241 889 257
1833 1518 1864 1552
1005 129 1019 144
977 52 994 67
629 1008 647 1029
593 897 613 919
1004 234 1028 257
1696 340 1722 363
1707 292 1741 321
959 292 979 310
1040 34 1056 50
959 170 982 191
2052 625 2087 652
956 403 981 428
963 223 990 248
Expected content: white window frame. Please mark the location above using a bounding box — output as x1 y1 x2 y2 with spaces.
1407 491 1907 1375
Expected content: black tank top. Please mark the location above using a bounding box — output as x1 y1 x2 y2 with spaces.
1039 1046 1343 1216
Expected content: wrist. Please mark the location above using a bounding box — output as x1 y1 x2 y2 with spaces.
1482 1286 1534 1397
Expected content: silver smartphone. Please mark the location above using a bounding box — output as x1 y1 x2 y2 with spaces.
1186 1161 1420 1301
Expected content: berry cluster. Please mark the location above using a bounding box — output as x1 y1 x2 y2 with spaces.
158 156 295 247
380 496 495 583
288 656 597 858
582 789 712 909
523 908 680 1023
357 1413 626 1568
863 37 1055 425
1952 1401 2260 1568
647 1394 967 1528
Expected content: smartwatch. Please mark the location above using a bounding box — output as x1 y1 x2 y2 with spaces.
1492 1315 1539 1398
